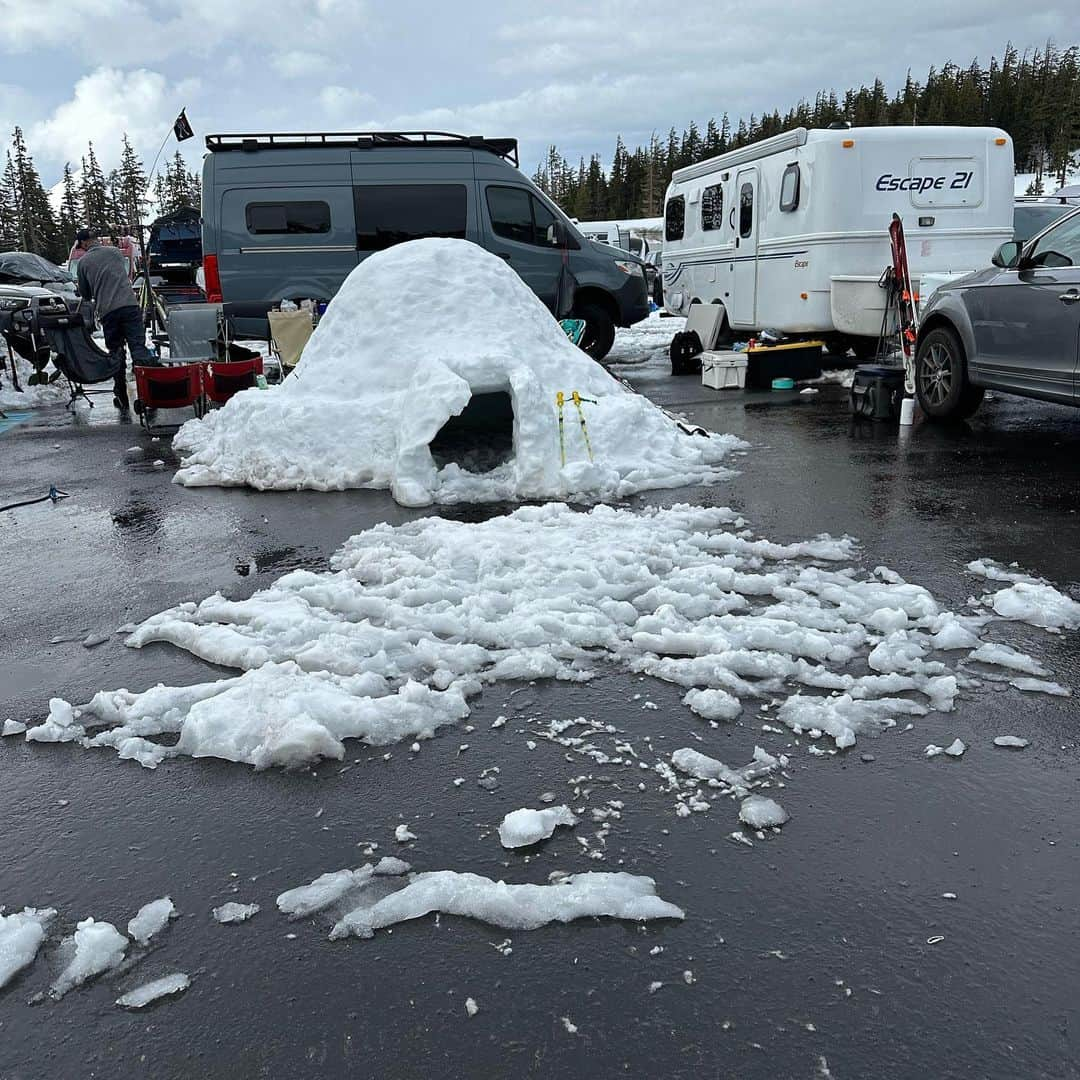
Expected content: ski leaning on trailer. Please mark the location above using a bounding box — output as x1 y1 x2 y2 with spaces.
889 213 919 395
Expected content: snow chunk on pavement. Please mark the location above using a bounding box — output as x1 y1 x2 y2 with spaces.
116 972 190 1009
682 688 741 721
277 858 410 919
945 738 966 757
127 897 177 946
739 795 789 829
171 239 738 505
498 806 579 848
395 824 417 843
2 719 27 736
968 643 1047 676
985 581 1080 630
671 746 782 792
329 870 684 939
212 902 259 924
994 736 1030 749
50 917 128 998
0 908 56 989
1009 678 1071 697
966 559 1041 585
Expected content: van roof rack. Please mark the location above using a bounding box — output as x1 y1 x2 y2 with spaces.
205 131 519 165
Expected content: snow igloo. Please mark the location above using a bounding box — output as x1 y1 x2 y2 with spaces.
172 238 738 506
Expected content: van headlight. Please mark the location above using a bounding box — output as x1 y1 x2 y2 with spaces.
613 260 639 276
0 296 30 311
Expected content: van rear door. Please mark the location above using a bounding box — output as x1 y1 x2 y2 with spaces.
218 185 358 319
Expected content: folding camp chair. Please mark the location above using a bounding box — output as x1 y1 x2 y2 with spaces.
167 304 224 363
133 363 206 431
267 309 313 373
203 356 264 405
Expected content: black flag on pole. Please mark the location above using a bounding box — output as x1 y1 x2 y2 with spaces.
173 109 194 142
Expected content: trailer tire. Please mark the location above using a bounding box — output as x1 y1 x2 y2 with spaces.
573 302 616 362
915 325 984 421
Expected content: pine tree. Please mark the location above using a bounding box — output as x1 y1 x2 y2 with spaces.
9 127 62 261
79 142 109 229
116 134 149 231
58 162 81 244
0 154 19 250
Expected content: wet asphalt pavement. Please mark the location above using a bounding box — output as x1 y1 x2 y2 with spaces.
2 348 1079 1080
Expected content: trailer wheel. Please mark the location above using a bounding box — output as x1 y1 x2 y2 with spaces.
573 302 616 362
915 325 984 421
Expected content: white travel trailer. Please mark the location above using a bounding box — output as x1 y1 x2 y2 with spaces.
575 217 664 257
661 126 1014 355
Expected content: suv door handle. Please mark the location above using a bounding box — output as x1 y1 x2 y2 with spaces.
1060 290 1080 304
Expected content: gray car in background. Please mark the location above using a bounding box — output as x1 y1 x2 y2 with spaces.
200 131 649 360
914 206 1080 421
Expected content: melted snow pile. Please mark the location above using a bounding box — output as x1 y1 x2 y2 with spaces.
34 502 1072 773
0 907 56 989
172 239 739 505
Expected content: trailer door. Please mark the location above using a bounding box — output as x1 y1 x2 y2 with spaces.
730 167 758 327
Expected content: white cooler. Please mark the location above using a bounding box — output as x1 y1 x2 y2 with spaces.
701 352 748 390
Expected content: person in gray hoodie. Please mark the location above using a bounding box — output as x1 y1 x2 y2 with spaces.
75 229 156 408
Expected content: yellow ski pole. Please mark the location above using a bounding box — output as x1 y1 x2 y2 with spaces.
556 391 566 466
571 391 596 462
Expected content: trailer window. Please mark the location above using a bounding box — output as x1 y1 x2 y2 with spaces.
355 184 467 251
701 185 724 231
780 164 800 212
665 195 685 241
245 201 331 235
739 184 754 238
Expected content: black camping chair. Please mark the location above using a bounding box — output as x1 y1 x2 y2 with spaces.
42 304 125 409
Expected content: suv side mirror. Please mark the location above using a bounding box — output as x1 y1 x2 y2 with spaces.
992 241 1021 269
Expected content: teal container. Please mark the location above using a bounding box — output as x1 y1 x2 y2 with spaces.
771 377 796 391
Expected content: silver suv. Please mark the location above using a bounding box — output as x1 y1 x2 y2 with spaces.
915 207 1080 420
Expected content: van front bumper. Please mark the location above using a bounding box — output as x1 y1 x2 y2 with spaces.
615 272 650 326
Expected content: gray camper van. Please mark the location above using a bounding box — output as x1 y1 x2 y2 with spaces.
201 131 649 359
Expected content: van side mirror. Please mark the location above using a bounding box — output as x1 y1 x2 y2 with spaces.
547 222 565 247
992 241 1021 269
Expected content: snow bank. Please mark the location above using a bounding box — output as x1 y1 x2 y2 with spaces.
498 806 579 848
116 972 190 1008
50 917 128 999
0 355 67 410
172 239 739 505
127 897 176 946
328 870 684 939
37 502 1072 771
0 907 56 989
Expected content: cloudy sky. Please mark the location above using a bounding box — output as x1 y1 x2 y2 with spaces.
0 0 1074 188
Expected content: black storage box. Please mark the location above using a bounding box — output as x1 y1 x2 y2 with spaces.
745 340 824 388
850 364 906 421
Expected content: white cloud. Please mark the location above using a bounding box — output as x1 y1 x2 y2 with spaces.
29 67 200 176
318 86 376 121
271 51 338 80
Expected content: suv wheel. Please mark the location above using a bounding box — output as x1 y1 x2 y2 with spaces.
573 302 616 361
915 325 984 421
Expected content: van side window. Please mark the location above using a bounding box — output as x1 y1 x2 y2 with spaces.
486 187 563 247
665 196 685 241
739 184 753 239
355 185 467 251
701 185 723 231
245 201 331 235
780 164 800 212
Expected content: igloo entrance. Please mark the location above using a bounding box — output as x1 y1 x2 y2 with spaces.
429 390 515 474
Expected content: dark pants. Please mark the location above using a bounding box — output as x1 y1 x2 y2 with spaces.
101 305 153 406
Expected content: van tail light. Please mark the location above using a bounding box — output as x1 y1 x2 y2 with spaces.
203 254 222 303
